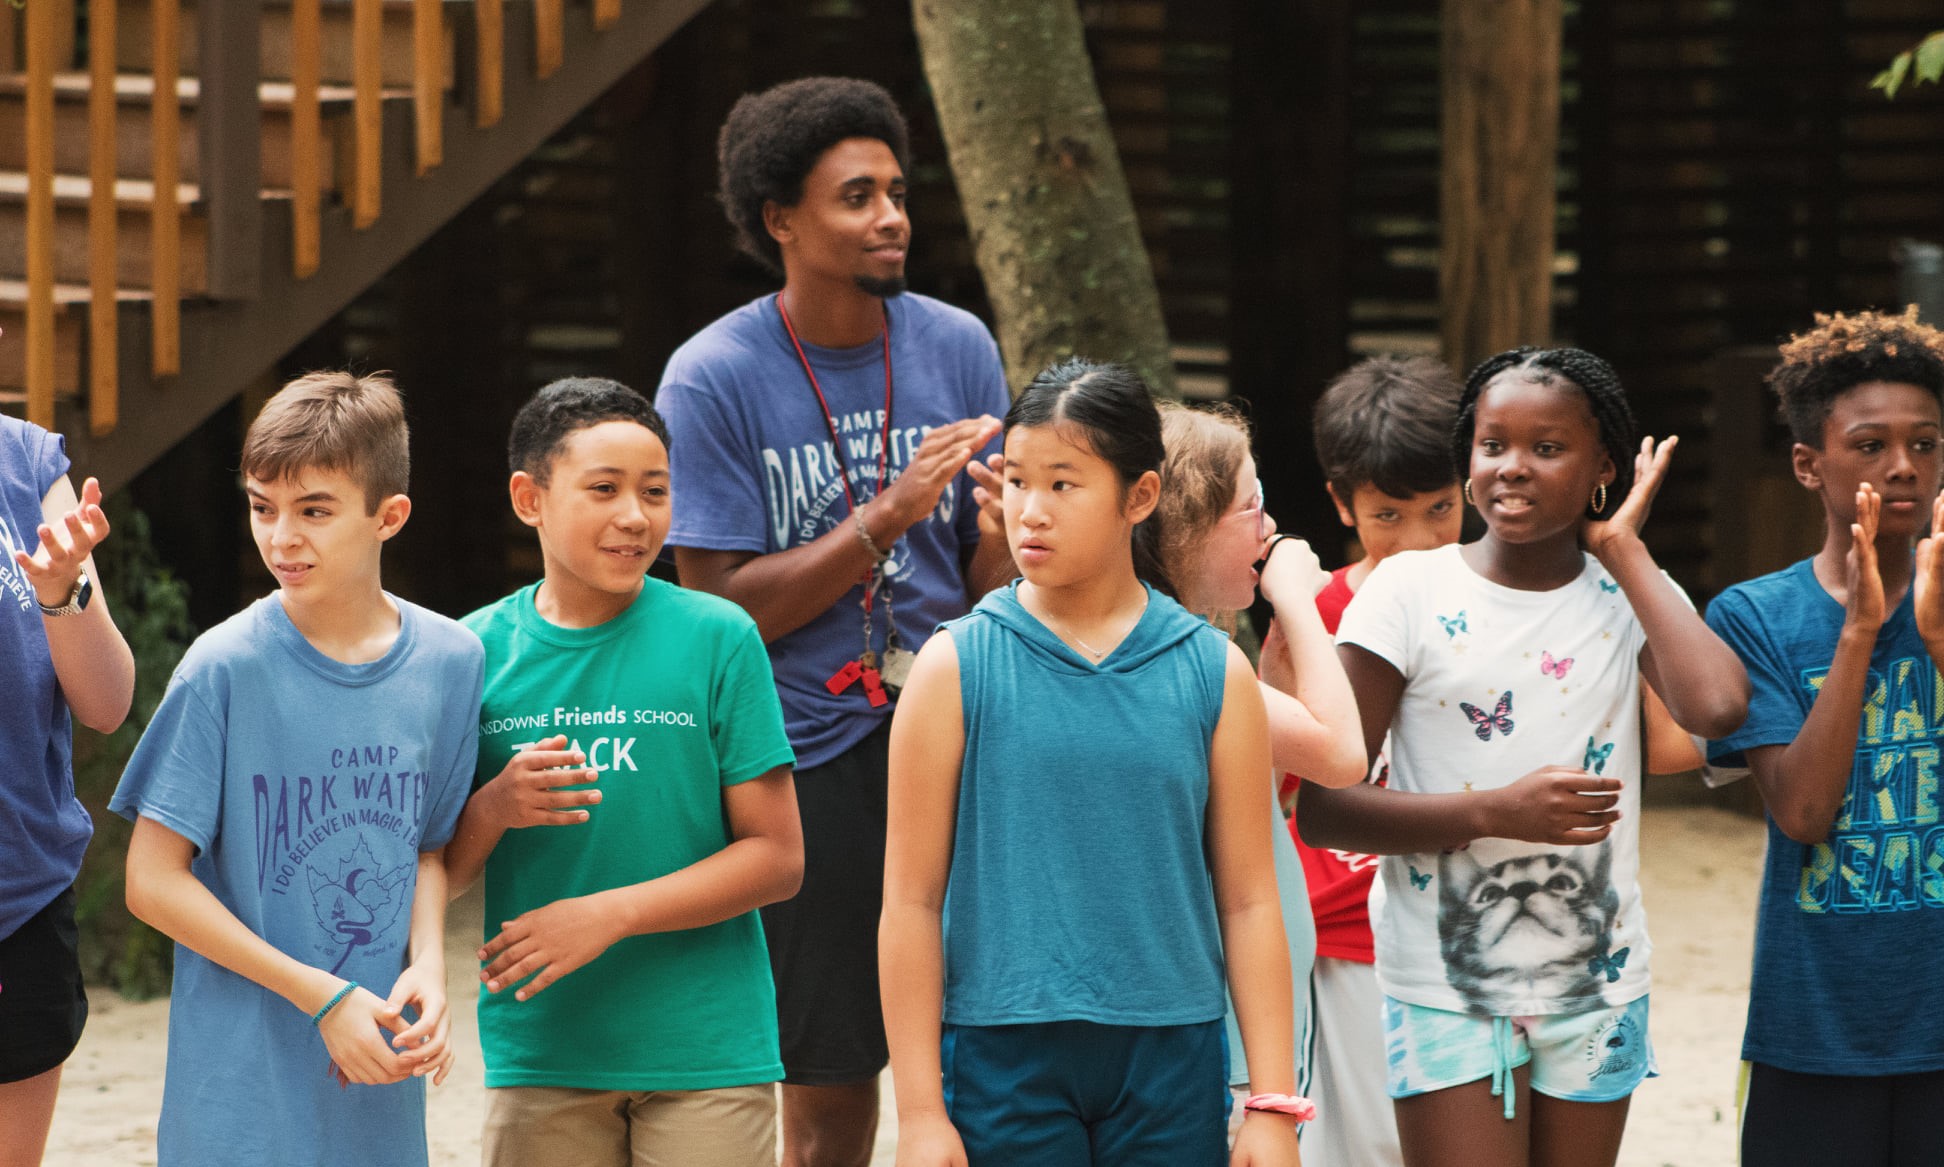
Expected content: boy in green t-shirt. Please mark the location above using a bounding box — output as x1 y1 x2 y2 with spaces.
446 377 802 1167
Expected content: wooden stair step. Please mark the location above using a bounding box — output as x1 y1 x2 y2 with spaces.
0 72 354 191
0 281 153 399
118 0 455 91
0 173 207 294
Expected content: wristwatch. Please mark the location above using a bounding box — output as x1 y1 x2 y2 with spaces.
38 571 93 617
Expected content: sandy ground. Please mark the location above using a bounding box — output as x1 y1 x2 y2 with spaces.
45 799 1763 1167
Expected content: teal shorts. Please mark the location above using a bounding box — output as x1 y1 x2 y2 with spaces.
1383 995 1656 1119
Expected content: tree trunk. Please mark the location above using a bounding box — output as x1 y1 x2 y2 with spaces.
912 0 1176 397
1439 0 1562 374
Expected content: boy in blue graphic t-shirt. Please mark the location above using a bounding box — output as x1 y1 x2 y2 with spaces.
111 372 483 1167
1705 308 1944 1166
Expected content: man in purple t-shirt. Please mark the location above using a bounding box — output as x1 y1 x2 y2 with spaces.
655 77 1011 1166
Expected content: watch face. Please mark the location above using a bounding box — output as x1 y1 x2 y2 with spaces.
75 573 93 612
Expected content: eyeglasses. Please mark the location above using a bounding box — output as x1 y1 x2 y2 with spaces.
1234 477 1273 540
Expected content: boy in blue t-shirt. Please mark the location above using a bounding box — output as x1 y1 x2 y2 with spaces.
444 377 800 1166
1704 307 1944 1166
111 372 483 1167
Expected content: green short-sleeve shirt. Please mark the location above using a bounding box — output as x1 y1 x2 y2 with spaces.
464 578 796 1089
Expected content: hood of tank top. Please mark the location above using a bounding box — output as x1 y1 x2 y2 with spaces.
969 580 1216 676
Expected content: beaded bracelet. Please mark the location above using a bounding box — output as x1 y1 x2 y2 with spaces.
311 981 358 1027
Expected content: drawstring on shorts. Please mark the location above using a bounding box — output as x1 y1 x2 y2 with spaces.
1489 1016 1518 1121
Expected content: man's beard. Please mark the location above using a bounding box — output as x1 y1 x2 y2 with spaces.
854 274 908 299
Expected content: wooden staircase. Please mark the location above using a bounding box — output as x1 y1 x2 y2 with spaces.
0 0 711 490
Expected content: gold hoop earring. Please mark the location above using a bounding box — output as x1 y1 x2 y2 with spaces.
1463 480 1474 506
1591 483 1607 515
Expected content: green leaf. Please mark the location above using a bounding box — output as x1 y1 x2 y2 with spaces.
1916 32 1944 84
1873 51 1912 99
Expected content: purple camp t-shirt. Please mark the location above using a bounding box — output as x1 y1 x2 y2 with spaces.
657 292 1009 769
0 415 86 940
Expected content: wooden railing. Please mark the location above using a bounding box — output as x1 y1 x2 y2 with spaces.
17 0 647 438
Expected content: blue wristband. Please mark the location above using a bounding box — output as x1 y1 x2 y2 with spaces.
311 981 358 1027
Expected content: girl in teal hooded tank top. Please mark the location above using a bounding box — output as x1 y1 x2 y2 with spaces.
881 359 1305 1167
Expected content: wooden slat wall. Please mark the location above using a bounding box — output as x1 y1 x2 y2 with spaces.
1574 0 1944 593
291 0 322 274
150 0 181 376
89 0 119 432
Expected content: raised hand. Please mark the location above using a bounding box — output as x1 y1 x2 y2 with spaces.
480 735 600 829
15 475 110 607
878 416 1003 532
1916 492 1944 647
1582 435 1677 558
1479 765 1623 845
1846 483 1885 632
479 893 622 1002
1257 534 1328 610
966 451 1005 544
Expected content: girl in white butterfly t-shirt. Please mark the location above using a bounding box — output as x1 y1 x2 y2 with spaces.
1298 347 1748 1167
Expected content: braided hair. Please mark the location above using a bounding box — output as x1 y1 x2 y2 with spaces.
1451 347 1639 521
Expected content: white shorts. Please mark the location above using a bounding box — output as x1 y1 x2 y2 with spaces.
1301 956 1402 1167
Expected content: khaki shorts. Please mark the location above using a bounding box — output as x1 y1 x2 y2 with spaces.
482 1082 775 1167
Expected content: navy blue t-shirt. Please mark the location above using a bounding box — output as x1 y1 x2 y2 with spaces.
0 416 87 939
1706 557 1944 1075
656 293 1009 770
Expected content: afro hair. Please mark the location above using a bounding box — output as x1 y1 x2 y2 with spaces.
716 77 910 276
1769 306 1944 446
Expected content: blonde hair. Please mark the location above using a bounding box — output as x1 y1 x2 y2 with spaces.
1138 401 1252 620
241 371 409 513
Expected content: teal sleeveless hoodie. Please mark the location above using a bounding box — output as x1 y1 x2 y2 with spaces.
940 581 1232 1027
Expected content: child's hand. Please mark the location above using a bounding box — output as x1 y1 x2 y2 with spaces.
894 1110 970 1167
1582 435 1676 558
1914 494 1944 645
317 983 414 1087
967 452 1005 544
1847 484 1886 632
1258 535 1328 609
482 735 601 829
379 962 453 1084
1229 1110 1301 1166
14 476 110 607
479 893 622 1001
1481 766 1623 845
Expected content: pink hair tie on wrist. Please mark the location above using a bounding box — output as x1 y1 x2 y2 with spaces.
1243 1093 1317 1122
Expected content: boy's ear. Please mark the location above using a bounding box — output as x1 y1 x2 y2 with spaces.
1325 482 1357 529
1791 443 1823 491
1124 469 1162 525
508 471 545 529
762 199 795 248
373 494 411 542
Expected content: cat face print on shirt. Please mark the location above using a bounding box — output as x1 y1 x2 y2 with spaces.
1437 846 1620 1012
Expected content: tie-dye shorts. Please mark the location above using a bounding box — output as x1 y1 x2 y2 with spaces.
1382 994 1656 1114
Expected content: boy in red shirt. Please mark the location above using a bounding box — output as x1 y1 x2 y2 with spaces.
1288 356 1463 1167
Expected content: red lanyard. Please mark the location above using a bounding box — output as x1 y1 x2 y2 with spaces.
776 295 894 520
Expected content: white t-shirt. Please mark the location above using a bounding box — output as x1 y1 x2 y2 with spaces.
1337 544 1654 1016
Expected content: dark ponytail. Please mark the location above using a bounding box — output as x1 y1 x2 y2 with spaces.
1004 357 1173 593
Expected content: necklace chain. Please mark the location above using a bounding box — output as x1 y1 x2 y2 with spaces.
1046 591 1149 660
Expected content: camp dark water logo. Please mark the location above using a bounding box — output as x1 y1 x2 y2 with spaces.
306 835 410 973
0 514 34 611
